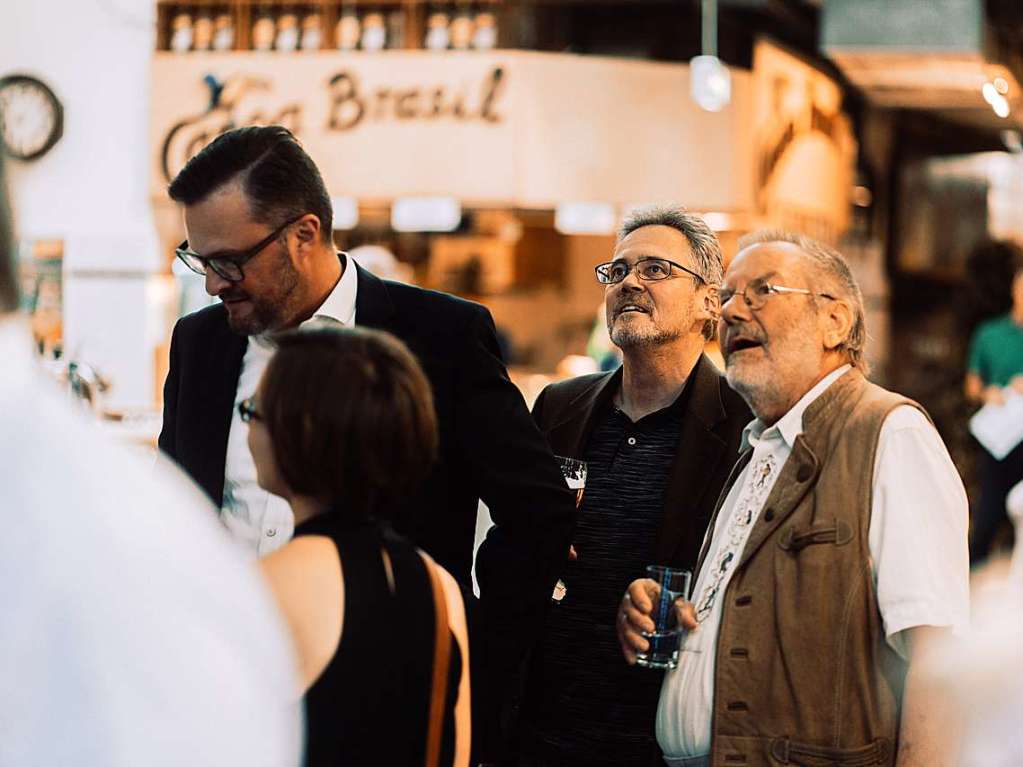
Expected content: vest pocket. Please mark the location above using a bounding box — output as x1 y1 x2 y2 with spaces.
778 519 853 552
769 736 891 766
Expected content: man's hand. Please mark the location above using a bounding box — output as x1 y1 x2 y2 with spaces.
617 578 698 665
984 385 1007 406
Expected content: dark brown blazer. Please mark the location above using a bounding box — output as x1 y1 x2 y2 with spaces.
530 353 751 569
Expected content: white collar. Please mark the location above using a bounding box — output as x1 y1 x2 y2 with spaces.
742 364 853 451
302 251 357 328
253 253 359 349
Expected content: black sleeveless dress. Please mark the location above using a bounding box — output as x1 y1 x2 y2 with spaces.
294 515 462 766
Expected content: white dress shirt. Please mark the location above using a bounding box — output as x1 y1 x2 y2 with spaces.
0 318 301 766
221 255 358 557
657 365 970 762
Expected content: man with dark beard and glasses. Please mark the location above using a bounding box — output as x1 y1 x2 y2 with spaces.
159 126 575 763
514 207 749 767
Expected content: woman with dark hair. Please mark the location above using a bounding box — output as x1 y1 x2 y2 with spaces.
248 325 470 767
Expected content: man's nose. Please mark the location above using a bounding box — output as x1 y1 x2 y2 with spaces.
204 267 230 296
720 290 751 323
618 268 645 291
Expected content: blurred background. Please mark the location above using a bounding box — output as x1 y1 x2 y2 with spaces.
4 0 1023 552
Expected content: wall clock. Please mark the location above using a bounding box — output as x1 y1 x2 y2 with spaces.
0 74 64 161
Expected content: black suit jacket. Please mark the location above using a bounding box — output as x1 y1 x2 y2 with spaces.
530 353 751 570
159 262 576 613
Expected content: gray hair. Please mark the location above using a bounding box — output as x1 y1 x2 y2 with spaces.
618 206 724 340
737 229 869 374
0 154 17 314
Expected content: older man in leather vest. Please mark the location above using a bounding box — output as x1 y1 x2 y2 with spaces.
618 231 969 767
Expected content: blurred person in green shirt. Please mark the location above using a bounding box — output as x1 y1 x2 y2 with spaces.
965 240 1023 564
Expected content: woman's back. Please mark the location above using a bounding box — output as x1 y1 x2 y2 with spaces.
263 516 468 767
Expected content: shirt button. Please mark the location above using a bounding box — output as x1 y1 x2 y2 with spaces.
266 528 277 537
627 437 637 446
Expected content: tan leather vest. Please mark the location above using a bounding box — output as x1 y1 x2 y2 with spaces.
698 370 924 767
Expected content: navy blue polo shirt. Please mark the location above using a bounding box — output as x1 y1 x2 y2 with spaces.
521 383 690 766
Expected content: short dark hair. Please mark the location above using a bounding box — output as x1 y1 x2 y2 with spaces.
168 126 333 243
0 153 18 314
261 325 438 521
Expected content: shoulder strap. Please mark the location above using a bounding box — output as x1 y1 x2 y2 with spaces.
423 556 451 767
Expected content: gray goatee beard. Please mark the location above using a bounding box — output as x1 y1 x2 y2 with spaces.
610 326 682 350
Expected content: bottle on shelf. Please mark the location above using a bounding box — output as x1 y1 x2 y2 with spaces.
276 5 301 51
472 9 497 50
212 9 235 51
424 5 451 51
336 5 361 51
361 10 387 52
169 7 195 53
251 3 277 51
193 6 214 51
450 2 474 51
300 8 323 51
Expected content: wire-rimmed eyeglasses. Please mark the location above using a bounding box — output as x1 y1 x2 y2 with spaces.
175 214 305 284
719 278 836 312
594 257 705 286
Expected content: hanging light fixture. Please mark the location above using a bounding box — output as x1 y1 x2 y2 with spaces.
690 0 731 112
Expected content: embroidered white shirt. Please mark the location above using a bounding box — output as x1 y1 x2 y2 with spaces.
657 366 970 760
221 255 357 557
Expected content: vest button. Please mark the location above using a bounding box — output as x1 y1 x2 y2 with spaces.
763 508 775 522
735 595 752 606
796 465 813 482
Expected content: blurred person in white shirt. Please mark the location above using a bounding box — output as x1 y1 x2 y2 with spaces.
0 156 301 765
929 562 1022 767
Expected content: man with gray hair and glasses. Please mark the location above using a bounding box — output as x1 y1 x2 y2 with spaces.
618 231 968 767
515 207 750 766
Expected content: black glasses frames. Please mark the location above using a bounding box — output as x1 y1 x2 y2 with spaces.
175 214 306 284
238 397 262 423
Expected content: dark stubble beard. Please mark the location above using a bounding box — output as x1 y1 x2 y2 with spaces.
225 255 303 336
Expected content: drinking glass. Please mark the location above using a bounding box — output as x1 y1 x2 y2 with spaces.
557 456 587 508
635 565 692 670
552 456 587 604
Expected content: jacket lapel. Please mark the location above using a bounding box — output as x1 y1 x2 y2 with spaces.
542 368 621 458
203 315 247 505
353 260 397 330
654 355 730 563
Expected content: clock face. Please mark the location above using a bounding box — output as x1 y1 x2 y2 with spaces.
0 75 63 161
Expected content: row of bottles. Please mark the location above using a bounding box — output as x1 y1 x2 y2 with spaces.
167 5 498 53
423 7 497 51
170 6 237 51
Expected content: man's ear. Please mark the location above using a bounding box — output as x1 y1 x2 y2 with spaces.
701 283 721 322
290 213 324 266
822 297 854 353
294 214 321 248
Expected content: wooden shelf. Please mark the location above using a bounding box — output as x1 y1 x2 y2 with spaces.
156 0 503 52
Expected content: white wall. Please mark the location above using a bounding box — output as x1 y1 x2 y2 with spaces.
1 0 164 409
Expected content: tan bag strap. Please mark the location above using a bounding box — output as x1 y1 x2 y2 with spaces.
424 557 452 767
